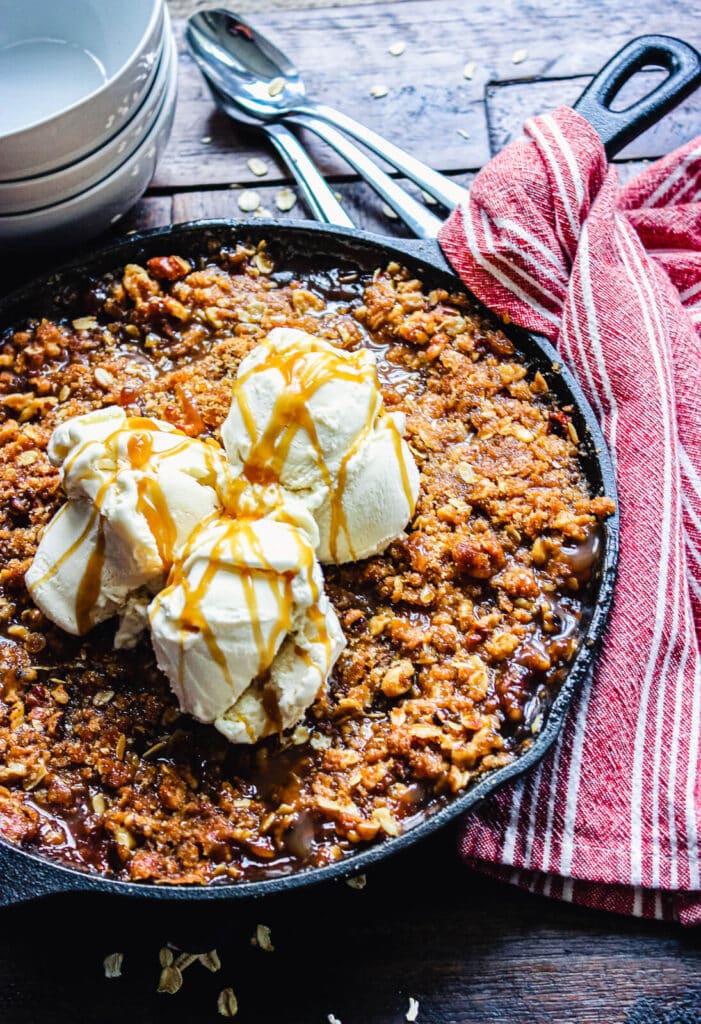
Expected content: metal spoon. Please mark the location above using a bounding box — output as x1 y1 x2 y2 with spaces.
204 80 352 227
186 9 467 210
202 72 442 237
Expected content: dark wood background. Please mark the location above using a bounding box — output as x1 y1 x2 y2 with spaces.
3 0 701 1021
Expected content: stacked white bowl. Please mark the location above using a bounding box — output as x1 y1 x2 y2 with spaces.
0 0 177 247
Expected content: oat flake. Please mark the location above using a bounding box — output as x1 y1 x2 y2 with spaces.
512 48 528 64
253 923 274 951
247 157 269 177
238 190 261 213
346 873 367 890
388 41 406 56
218 988 238 1017
275 188 297 212
103 952 123 979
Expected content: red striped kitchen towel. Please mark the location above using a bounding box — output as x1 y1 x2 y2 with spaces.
439 106 701 923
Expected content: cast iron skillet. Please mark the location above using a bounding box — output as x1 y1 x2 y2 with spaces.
0 35 698 907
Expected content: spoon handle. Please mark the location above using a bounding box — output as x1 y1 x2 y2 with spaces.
265 122 354 227
300 102 467 210
289 115 443 239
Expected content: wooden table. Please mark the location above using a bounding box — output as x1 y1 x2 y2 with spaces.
3 1 701 1021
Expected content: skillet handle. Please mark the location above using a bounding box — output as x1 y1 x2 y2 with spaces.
573 35 701 158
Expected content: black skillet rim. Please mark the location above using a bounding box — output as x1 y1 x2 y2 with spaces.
0 219 619 903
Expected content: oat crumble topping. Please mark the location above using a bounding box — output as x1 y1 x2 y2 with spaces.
0 243 613 884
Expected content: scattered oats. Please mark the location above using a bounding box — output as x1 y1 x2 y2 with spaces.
457 128 471 140
103 952 123 978
463 61 477 80
201 135 212 144
126 229 137 235
512 48 528 64
247 157 269 177
373 806 400 836
252 924 274 952
218 987 238 1017
25 765 47 791
159 947 174 968
115 733 127 760
72 316 98 330
92 689 114 706
158 965 183 994
275 187 297 212
310 732 332 751
388 40 406 56
94 367 115 389
254 251 274 274
346 873 367 890
91 793 107 814
142 740 167 759
512 423 534 443
370 83 389 98
268 76 286 97
238 189 260 213
328 1016 342 1024
531 714 543 735
381 203 398 219
406 997 420 1022
199 949 221 973
58 385 71 402
228 182 241 189
253 206 273 218
174 952 198 971
113 825 135 852
421 190 437 206
334 192 343 202
568 421 580 444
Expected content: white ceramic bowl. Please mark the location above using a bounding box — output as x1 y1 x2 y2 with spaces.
0 28 178 248
0 9 173 215
0 0 164 181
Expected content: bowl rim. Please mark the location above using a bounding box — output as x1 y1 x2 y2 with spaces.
0 12 175 215
0 27 177 225
0 0 164 144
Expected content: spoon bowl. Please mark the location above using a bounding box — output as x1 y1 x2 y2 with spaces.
186 8 466 208
186 10 306 119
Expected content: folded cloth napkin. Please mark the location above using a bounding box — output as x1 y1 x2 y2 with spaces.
439 107 701 924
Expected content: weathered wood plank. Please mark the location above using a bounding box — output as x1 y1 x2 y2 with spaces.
487 72 701 159
170 172 472 234
0 831 700 1024
154 1 701 189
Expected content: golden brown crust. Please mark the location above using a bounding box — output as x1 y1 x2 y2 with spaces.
0 244 613 884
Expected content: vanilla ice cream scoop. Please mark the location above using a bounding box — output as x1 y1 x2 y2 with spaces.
221 328 420 564
148 484 345 744
26 406 231 640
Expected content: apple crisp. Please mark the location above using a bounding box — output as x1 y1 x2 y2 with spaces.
0 242 614 883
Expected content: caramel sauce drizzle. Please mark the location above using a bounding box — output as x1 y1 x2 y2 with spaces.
232 335 416 561
153 492 331 737
36 417 223 633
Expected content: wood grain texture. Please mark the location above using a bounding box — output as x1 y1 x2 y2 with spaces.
487 71 701 160
1 831 700 1024
153 0 701 190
